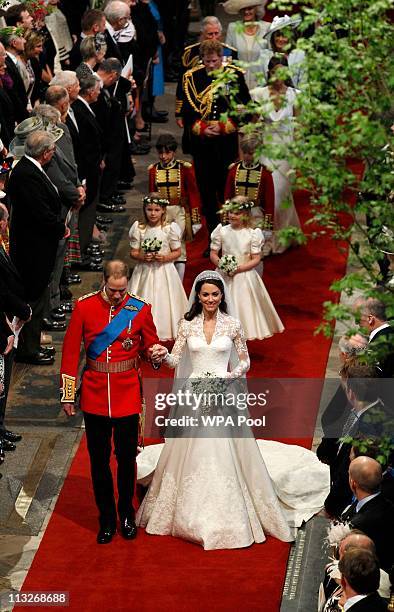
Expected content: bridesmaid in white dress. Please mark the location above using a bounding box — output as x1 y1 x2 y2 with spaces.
250 56 301 253
137 271 294 550
128 194 188 341
210 196 284 340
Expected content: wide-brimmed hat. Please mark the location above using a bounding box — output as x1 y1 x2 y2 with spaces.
264 14 302 41
222 0 267 16
9 116 63 158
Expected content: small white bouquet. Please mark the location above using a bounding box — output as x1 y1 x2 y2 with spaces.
141 237 162 253
218 254 238 274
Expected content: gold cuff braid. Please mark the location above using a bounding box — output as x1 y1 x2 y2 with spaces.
61 374 76 403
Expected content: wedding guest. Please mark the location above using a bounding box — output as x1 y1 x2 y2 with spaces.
338 548 387 610
223 0 270 89
75 35 107 81
45 0 73 70
69 9 106 70
4 3 34 31
1 30 29 122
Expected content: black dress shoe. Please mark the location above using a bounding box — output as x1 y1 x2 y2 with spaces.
96 223 110 232
87 246 105 257
97 202 122 213
1 438 16 451
130 142 151 155
15 350 55 365
146 113 169 124
120 517 137 540
110 194 126 205
41 318 67 332
152 108 168 117
51 308 66 322
96 215 113 224
64 274 81 285
97 525 116 544
0 446 4 464
2 430 22 443
60 302 73 313
40 345 56 356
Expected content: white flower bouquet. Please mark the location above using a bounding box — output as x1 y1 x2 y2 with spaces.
218 254 238 274
141 237 162 253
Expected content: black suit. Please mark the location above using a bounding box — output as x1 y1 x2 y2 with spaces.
72 98 102 255
0 246 31 433
8 156 65 356
344 592 388 611
341 493 394 572
5 55 29 122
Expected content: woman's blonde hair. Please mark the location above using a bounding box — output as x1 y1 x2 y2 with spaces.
142 192 168 227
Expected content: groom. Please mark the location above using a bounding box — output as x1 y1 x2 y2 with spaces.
61 260 161 544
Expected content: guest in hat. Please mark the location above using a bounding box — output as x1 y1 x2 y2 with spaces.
259 14 306 89
223 0 270 89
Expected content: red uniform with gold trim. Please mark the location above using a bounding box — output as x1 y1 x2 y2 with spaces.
60 290 159 418
148 159 201 241
224 160 275 219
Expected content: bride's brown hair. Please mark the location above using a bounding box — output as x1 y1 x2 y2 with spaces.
184 278 228 321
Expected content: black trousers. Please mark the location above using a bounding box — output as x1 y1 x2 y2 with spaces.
192 133 238 237
0 349 14 433
83 412 139 527
78 170 100 256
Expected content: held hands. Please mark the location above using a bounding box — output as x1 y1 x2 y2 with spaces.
149 344 168 364
204 124 220 138
63 402 76 417
154 253 167 263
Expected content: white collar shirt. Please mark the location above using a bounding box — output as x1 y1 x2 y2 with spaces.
369 323 390 342
344 594 368 610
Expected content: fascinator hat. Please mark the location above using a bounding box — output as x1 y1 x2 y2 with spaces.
264 14 302 43
9 116 63 159
222 0 267 15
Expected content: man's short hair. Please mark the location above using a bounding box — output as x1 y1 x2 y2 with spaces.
24 131 55 159
155 133 177 152
45 86 69 107
98 57 122 75
50 71 78 89
103 260 129 281
0 29 22 49
5 4 28 27
81 9 105 33
104 1 129 25
340 360 379 403
364 298 387 323
240 134 259 154
338 549 380 594
201 16 222 33
79 74 100 96
200 39 223 58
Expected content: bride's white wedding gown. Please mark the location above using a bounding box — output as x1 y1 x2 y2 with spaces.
136 312 330 550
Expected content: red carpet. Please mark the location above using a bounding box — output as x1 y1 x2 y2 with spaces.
17 188 350 611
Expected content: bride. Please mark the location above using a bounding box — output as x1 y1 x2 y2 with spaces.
139 270 328 550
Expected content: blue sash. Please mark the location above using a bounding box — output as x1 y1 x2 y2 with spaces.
86 297 145 360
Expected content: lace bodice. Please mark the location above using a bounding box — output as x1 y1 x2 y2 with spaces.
164 311 250 378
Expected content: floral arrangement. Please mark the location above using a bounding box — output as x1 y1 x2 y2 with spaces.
191 372 228 410
141 237 162 253
24 0 55 21
143 195 169 207
221 198 254 213
218 254 238 274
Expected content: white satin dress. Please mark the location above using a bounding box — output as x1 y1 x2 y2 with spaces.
136 312 329 550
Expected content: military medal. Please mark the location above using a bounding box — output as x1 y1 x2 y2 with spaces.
122 337 133 351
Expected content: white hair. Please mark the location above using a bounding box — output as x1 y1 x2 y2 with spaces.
104 1 129 24
50 70 78 88
201 16 222 33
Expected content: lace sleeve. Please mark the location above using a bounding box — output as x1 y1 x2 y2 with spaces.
226 320 250 379
164 318 188 368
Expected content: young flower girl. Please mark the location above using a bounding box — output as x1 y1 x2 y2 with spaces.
128 193 188 341
210 196 284 340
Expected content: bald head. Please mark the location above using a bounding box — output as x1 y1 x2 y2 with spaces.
349 456 382 496
339 530 376 558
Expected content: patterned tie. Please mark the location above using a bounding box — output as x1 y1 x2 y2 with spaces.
341 410 359 438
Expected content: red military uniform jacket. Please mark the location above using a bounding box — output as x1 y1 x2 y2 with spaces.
224 161 275 219
60 291 159 418
148 159 201 239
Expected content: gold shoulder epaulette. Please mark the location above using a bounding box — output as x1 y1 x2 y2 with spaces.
228 63 245 74
183 42 198 52
148 163 156 170
128 292 150 305
78 290 100 302
184 64 205 78
228 162 237 170
180 160 192 168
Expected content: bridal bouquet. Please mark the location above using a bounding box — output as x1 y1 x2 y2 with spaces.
218 254 238 275
191 372 228 399
141 237 162 253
